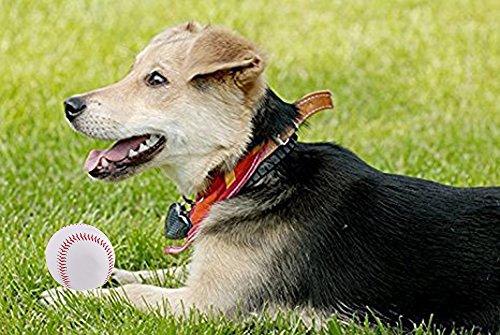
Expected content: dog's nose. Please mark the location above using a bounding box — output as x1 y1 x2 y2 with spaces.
64 96 87 121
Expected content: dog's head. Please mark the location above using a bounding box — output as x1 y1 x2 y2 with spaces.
65 22 267 195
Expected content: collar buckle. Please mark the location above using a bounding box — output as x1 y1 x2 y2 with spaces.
271 134 285 146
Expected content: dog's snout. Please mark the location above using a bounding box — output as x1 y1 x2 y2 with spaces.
64 96 87 121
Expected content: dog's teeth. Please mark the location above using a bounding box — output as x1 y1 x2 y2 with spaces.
145 136 158 147
101 158 109 168
129 149 138 158
138 143 149 153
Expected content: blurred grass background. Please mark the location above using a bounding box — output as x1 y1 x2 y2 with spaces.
0 0 498 333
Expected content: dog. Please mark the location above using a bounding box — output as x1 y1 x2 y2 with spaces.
42 21 500 332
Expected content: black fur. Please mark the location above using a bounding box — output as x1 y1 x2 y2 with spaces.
213 89 500 332
247 88 298 150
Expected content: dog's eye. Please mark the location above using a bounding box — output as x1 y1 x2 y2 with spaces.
145 71 169 87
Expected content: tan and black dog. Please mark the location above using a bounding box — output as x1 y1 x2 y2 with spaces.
42 21 500 332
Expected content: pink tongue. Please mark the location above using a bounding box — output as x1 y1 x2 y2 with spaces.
84 135 148 172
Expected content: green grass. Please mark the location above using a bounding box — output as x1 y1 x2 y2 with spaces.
0 0 498 333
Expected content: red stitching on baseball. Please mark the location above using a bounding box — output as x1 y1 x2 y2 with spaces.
56 231 115 289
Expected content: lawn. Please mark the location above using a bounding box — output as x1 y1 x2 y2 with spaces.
0 0 498 333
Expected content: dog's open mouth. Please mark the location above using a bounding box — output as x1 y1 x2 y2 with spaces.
84 134 166 179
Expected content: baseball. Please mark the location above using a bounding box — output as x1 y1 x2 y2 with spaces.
45 224 115 291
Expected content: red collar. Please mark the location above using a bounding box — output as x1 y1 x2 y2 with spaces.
164 90 334 254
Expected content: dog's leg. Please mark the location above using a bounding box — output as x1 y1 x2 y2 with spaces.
111 265 189 285
41 285 190 315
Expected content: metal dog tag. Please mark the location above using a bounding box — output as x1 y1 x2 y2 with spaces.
164 202 192 240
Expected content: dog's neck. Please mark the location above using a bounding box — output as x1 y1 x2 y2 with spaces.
166 88 297 197
164 89 333 251
213 88 297 179
246 88 298 151
209 88 297 191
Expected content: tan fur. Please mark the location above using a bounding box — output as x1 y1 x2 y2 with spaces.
42 193 301 317
186 209 298 314
68 21 266 195
42 21 301 324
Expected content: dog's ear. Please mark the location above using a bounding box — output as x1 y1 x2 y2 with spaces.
184 21 203 33
185 28 265 88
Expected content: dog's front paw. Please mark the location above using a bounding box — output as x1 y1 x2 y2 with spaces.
40 286 113 308
40 287 72 307
110 268 144 285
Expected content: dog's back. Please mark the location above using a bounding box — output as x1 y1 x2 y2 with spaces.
224 142 500 331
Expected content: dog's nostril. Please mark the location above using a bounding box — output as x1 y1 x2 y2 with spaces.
64 96 87 121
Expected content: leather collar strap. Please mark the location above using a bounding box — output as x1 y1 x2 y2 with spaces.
164 90 333 255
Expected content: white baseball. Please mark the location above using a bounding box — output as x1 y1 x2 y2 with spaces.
46 224 115 291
